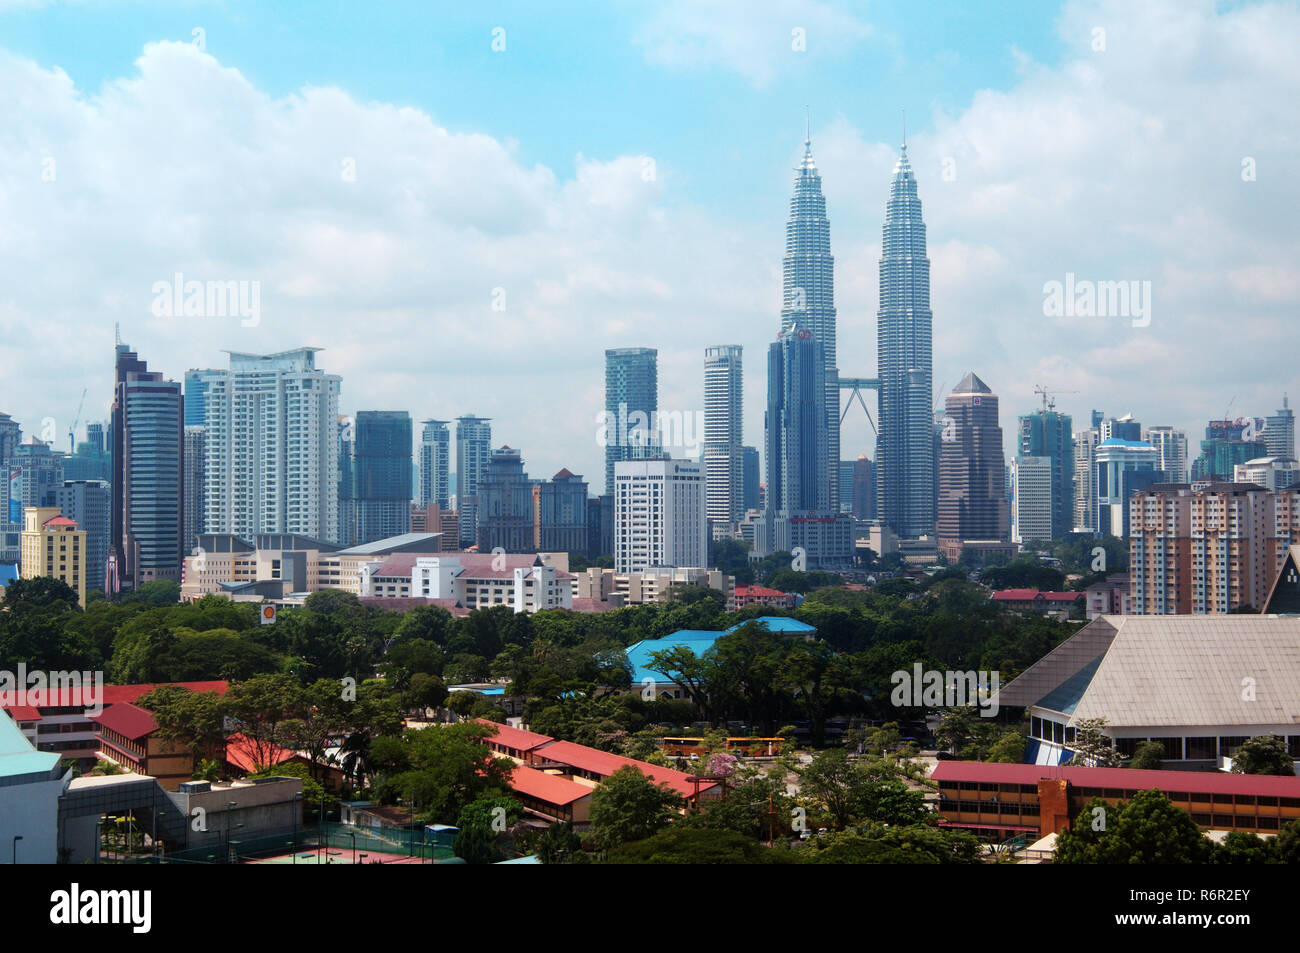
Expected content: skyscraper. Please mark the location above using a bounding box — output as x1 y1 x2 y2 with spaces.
1012 456 1053 546
0 413 20 475
1018 408 1074 541
703 345 744 532
741 446 760 513
111 342 184 588
184 369 224 429
341 411 412 546
1265 395 1296 459
182 426 206 555
202 348 341 542
1144 426 1189 484
534 468 589 554
604 348 659 495
456 415 492 545
57 480 110 596
852 454 875 521
780 129 838 510
476 446 533 552
418 419 451 508
937 373 1008 558
1096 438 1164 537
876 140 934 538
613 459 706 573
765 324 828 515
1191 419 1266 481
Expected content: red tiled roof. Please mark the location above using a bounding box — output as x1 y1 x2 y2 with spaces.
734 586 793 598
553 467 576 479
508 764 593 806
43 516 78 528
92 703 158 740
224 732 299 773
931 760 1300 797
533 739 716 798
570 598 618 613
991 589 1080 602
991 589 1040 600
475 719 554 753
1 680 228 715
5 705 41 721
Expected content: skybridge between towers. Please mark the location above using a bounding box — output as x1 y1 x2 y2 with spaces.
839 377 880 433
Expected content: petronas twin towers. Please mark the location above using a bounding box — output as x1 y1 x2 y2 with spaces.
767 126 935 540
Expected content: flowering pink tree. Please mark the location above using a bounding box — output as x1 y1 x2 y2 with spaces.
706 752 738 778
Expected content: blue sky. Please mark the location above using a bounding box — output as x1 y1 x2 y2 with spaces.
0 0 1296 489
0 1 1064 218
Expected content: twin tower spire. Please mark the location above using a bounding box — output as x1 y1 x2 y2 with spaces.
769 111 934 540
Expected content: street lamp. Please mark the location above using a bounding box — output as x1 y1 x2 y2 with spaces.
348 831 356 865
12 835 22 864
225 801 237 863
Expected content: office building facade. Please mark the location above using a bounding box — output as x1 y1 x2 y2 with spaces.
340 411 412 546
111 342 184 588
1018 409 1073 542
56 480 110 597
613 459 706 573
418 419 451 508
876 142 935 539
938 373 1008 558
703 345 745 531
456 415 492 546
604 348 659 496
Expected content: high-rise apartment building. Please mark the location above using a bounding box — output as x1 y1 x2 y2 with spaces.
56 480 109 597
477 446 534 553
876 141 934 538
1018 408 1073 541
534 468 589 554
1130 483 1300 614
183 369 224 429
341 411 412 546
703 345 744 532
938 373 1008 559
418 419 451 508
613 459 706 573
1073 425 1102 532
201 348 341 543
456 415 492 546
780 131 838 511
604 348 659 495
765 324 827 515
111 342 184 588
1012 456 1053 546
0 413 20 476
1144 426 1188 484
21 506 86 606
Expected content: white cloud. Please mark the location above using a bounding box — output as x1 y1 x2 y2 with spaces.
632 0 879 87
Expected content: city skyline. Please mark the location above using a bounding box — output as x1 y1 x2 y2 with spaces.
0 2 1296 488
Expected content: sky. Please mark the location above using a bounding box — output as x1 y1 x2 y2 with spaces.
0 0 1297 492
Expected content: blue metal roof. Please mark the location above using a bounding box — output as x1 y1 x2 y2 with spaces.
0 564 18 587
726 616 817 635
625 631 723 684
0 711 61 779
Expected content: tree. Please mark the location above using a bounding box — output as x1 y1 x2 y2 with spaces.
1274 817 1300 864
604 827 796 864
1230 736 1295 776
1212 831 1277 864
800 823 980 864
1067 718 1126 768
796 749 865 830
985 730 1028 764
589 765 682 848
1128 741 1165 770
856 780 930 826
1054 791 1214 864
387 722 513 823
532 821 584 864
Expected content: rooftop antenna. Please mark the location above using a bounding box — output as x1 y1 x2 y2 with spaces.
902 108 907 150
114 322 121 346
805 105 810 146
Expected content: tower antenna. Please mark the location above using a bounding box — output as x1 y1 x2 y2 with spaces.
902 108 906 149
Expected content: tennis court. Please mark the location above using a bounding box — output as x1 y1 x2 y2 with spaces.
250 845 431 865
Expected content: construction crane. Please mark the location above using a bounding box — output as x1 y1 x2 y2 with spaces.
68 387 87 454
1033 384 1078 414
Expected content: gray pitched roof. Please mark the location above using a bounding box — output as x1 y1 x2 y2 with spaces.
951 371 992 395
998 615 1300 729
